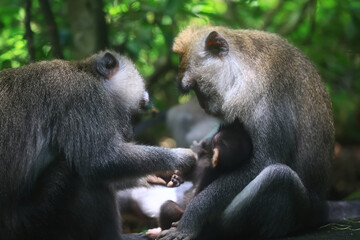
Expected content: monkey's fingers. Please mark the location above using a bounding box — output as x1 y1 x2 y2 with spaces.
157 228 192 240
167 181 174 187
157 228 172 240
146 175 167 185
157 227 177 240
171 221 180 227
169 174 184 187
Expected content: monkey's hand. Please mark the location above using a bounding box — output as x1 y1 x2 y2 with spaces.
172 148 197 171
190 140 210 159
157 227 193 240
190 140 204 154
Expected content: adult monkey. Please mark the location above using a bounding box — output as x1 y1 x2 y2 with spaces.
159 26 337 240
0 51 195 240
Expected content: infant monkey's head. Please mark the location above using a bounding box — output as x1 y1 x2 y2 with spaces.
211 120 253 171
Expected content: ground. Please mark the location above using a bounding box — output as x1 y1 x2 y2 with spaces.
277 218 360 240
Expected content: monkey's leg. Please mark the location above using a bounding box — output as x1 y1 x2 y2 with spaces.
160 200 185 230
158 168 257 240
220 164 321 239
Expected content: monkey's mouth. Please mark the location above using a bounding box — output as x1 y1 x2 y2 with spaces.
139 99 149 110
193 83 222 117
177 78 191 94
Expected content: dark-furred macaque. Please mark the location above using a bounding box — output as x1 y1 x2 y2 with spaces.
158 26 358 240
147 120 252 239
0 51 195 240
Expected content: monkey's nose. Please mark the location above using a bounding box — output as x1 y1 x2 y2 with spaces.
139 91 150 110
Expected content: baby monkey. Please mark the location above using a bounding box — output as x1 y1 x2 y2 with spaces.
147 120 252 239
193 119 253 194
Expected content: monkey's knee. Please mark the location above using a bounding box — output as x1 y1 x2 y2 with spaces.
230 164 308 206
258 164 308 195
159 200 184 230
221 164 312 237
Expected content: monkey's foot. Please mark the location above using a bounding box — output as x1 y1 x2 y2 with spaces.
146 227 162 239
157 227 193 240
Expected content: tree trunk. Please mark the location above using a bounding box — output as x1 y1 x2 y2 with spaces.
38 0 64 59
66 0 108 59
24 0 35 62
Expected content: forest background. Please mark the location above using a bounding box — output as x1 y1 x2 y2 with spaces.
0 0 359 199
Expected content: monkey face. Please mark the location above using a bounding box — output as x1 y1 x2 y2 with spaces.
210 120 253 171
173 27 243 119
97 52 149 113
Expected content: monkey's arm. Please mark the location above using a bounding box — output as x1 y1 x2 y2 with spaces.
56 111 196 182
82 141 196 181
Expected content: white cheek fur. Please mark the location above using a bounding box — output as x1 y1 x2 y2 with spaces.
105 58 147 109
143 91 149 105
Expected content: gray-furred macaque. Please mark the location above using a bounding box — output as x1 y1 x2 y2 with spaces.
0 51 195 240
146 119 253 239
158 26 360 240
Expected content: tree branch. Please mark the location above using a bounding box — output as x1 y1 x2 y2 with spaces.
93 0 108 50
261 0 286 30
280 0 310 36
147 58 175 89
305 0 317 43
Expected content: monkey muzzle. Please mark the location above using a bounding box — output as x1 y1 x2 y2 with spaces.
139 91 150 110
139 91 159 118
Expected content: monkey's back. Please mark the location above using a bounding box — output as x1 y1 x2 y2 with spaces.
0 60 113 201
228 29 335 198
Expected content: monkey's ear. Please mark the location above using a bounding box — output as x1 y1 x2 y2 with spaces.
96 52 119 79
212 147 219 168
205 31 229 57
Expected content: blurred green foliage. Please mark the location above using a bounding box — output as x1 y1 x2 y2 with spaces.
0 0 359 143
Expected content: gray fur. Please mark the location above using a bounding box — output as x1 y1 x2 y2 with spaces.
0 51 194 240
159 26 334 239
